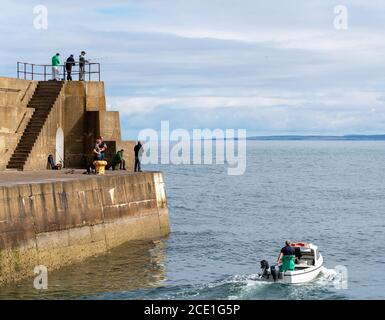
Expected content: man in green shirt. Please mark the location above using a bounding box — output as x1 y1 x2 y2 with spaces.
111 149 126 170
51 53 60 80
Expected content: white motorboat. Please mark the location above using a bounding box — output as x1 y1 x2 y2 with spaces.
258 242 323 284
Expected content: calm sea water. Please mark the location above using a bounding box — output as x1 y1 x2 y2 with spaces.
1 141 385 299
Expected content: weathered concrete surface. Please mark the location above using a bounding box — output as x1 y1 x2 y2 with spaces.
0 171 170 285
0 77 134 171
116 141 136 172
85 82 106 111
0 77 164 286
0 78 37 170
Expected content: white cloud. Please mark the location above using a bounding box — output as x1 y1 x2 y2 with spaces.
108 95 306 116
1 0 385 138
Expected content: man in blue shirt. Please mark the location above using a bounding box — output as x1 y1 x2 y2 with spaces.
276 240 295 272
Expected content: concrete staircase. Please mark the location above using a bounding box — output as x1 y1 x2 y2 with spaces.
6 81 64 170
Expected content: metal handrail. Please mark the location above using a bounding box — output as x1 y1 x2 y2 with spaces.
17 61 101 81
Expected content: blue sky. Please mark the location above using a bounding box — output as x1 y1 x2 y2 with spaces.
1 0 385 138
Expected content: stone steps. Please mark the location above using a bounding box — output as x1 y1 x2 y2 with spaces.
6 81 64 170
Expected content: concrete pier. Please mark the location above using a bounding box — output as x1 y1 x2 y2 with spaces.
0 171 170 284
0 76 170 285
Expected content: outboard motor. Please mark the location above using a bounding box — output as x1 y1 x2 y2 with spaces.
270 264 283 282
260 260 270 279
270 265 280 282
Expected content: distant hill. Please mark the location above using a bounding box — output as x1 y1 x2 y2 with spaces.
247 135 385 141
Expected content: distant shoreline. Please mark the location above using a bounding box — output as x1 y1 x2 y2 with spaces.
247 135 385 141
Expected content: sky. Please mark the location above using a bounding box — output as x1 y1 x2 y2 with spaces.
1 0 385 138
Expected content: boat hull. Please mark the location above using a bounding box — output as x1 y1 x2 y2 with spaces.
282 263 323 284
261 254 323 284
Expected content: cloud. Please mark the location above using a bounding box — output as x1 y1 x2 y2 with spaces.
108 96 306 116
109 90 385 137
1 1 385 138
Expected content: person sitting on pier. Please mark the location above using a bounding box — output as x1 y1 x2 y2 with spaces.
47 154 61 170
111 149 126 170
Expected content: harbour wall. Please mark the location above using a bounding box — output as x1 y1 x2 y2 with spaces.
0 77 135 171
0 171 170 285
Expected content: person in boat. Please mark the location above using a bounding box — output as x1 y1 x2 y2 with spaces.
276 240 295 272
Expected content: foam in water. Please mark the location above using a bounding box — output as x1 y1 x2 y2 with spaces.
196 267 347 300
316 266 346 287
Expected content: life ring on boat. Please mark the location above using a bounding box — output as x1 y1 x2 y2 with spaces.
290 242 306 247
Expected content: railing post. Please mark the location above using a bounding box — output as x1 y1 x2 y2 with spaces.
88 63 91 81
31 64 34 80
44 65 46 81
17 62 19 79
98 63 100 81
23 63 26 80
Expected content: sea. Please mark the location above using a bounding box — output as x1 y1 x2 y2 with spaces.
1 141 384 299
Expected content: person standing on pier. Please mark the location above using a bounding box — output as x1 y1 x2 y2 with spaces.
98 136 107 160
85 137 106 174
79 51 88 81
51 53 60 80
134 141 143 172
65 54 75 81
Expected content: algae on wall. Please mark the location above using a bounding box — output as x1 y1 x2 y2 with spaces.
0 172 170 285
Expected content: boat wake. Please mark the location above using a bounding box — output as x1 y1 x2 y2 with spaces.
87 267 348 300
179 267 348 300
222 268 344 299
315 266 347 287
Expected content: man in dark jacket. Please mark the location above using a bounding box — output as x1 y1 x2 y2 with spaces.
134 141 143 172
65 54 75 81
